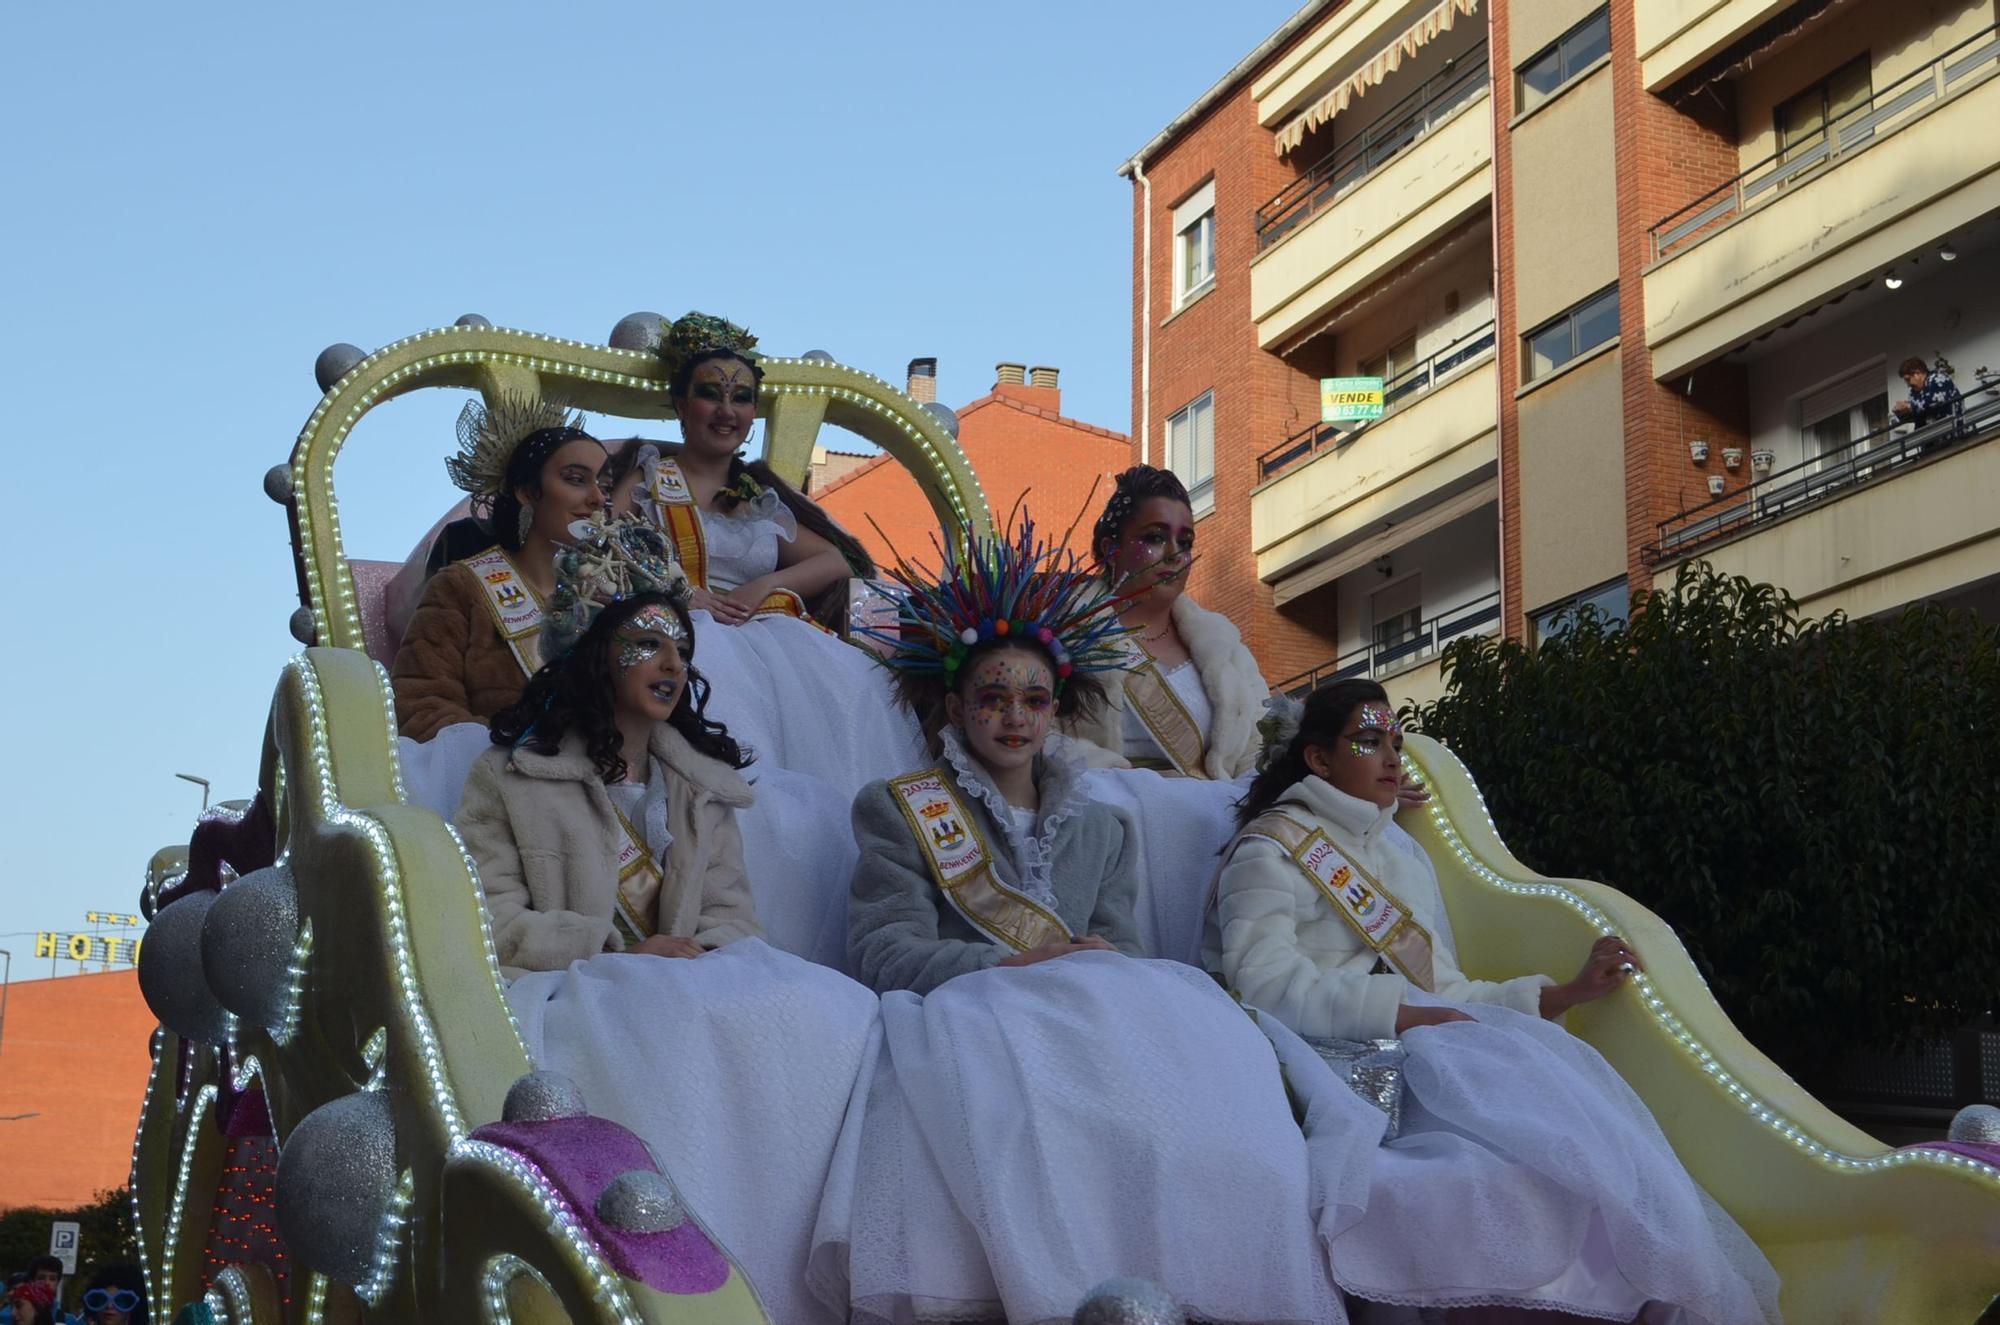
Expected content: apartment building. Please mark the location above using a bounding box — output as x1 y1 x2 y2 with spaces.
1124 0 2000 704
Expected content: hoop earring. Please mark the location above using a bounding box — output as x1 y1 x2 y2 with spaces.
517 501 535 544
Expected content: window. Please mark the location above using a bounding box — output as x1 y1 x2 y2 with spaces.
1165 392 1216 514
1172 181 1217 307
1797 363 1889 468
1523 285 1619 382
1776 56 1872 163
1372 575 1423 662
1517 8 1611 114
1360 332 1418 384
1529 577 1629 645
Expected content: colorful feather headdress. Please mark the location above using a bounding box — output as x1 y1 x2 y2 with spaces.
540 512 693 664
863 514 1136 693
657 311 759 383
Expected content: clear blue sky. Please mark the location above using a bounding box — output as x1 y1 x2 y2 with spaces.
0 1 1292 976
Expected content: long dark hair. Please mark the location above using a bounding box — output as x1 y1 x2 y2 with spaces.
668 348 878 629
1235 679 1390 830
489 592 750 781
488 427 604 554
81 1262 147 1325
1091 464 1193 574
901 635 1108 755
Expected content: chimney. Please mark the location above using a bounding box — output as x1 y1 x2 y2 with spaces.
995 362 1027 386
1028 365 1060 389
906 357 938 403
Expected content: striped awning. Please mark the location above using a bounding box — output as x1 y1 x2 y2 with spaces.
1276 0 1481 156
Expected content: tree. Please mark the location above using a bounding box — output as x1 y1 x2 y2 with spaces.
1409 562 2000 1080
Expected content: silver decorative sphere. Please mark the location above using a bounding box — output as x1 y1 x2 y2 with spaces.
138 892 232 1045
277 1090 400 1285
502 1071 587 1124
921 401 961 439
1948 1103 2000 1144
289 607 317 645
263 464 294 504
201 865 300 1032
608 312 666 352
596 1169 686 1234
1074 1278 1185 1325
453 313 492 328
314 343 368 393
800 349 836 364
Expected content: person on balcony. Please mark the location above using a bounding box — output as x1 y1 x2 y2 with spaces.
1061 465 1271 779
390 394 608 740
1206 680 1782 1323
464 514 881 1325
820 520 1341 1323
1894 355 1964 429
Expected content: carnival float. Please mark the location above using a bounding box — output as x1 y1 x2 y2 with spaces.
128 315 2000 1324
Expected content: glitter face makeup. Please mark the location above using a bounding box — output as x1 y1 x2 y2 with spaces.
680 358 758 456
689 359 758 406
1106 497 1197 598
1315 698 1405 808
951 649 1055 775
611 609 692 720
1349 703 1400 755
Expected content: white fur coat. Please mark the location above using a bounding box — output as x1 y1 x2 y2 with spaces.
1064 594 1271 780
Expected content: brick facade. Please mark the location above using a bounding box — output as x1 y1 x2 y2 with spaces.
815 379 1131 568
1130 75 1344 683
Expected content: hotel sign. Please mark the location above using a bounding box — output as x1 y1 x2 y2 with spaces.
35 911 145 967
1321 376 1386 422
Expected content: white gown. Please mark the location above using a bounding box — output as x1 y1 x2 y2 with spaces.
1213 783 1782 1324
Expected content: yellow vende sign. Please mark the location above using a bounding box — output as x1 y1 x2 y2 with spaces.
1321 375 1385 422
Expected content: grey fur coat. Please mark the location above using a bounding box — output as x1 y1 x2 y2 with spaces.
848 730 1142 994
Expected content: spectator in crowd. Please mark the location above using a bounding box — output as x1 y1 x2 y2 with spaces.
2 1260 72 1325
77 1265 144 1325
4 1281 60 1325
1893 355 1963 427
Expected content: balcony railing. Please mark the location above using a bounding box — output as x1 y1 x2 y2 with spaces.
1641 384 2000 565
1256 322 1496 479
1256 40 1491 251
1275 590 1502 696
1648 22 2000 261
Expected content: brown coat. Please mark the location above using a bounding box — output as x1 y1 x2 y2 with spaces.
391 562 535 741
455 724 763 977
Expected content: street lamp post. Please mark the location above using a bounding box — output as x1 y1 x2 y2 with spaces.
175 772 211 813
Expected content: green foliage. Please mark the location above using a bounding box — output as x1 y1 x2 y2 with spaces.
0 1188 136 1307
1410 562 2000 1079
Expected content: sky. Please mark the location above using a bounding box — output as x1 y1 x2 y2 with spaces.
0 1 1295 977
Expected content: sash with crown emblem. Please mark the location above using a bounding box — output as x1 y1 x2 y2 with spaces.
605 799 664 948
1242 807 1436 991
459 548 545 680
647 457 823 629
887 768 1071 953
1122 651 1208 777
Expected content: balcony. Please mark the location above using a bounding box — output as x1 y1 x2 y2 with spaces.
1250 52 1492 351
1644 23 2000 379
1274 590 1501 706
1258 322 1497 479
1643 387 2000 617
1637 0 1795 91
1252 338 1497 584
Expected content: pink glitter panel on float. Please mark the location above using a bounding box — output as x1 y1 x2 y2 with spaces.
471 1118 731 1294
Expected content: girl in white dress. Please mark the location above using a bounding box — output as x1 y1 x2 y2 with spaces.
814 519 1342 1325
610 312 926 797
462 516 880 1325
1208 679 1782 1324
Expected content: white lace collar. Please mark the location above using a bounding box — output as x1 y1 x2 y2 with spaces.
936 727 1093 907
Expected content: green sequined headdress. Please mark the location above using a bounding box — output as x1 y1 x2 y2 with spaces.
657 311 759 384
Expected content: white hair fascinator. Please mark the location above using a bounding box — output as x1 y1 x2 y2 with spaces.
1255 692 1307 773
540 512 692 663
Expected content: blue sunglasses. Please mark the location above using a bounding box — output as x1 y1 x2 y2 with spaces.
84 1289 140 1314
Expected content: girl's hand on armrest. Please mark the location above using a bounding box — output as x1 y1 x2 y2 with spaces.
1541 935 1640 1018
